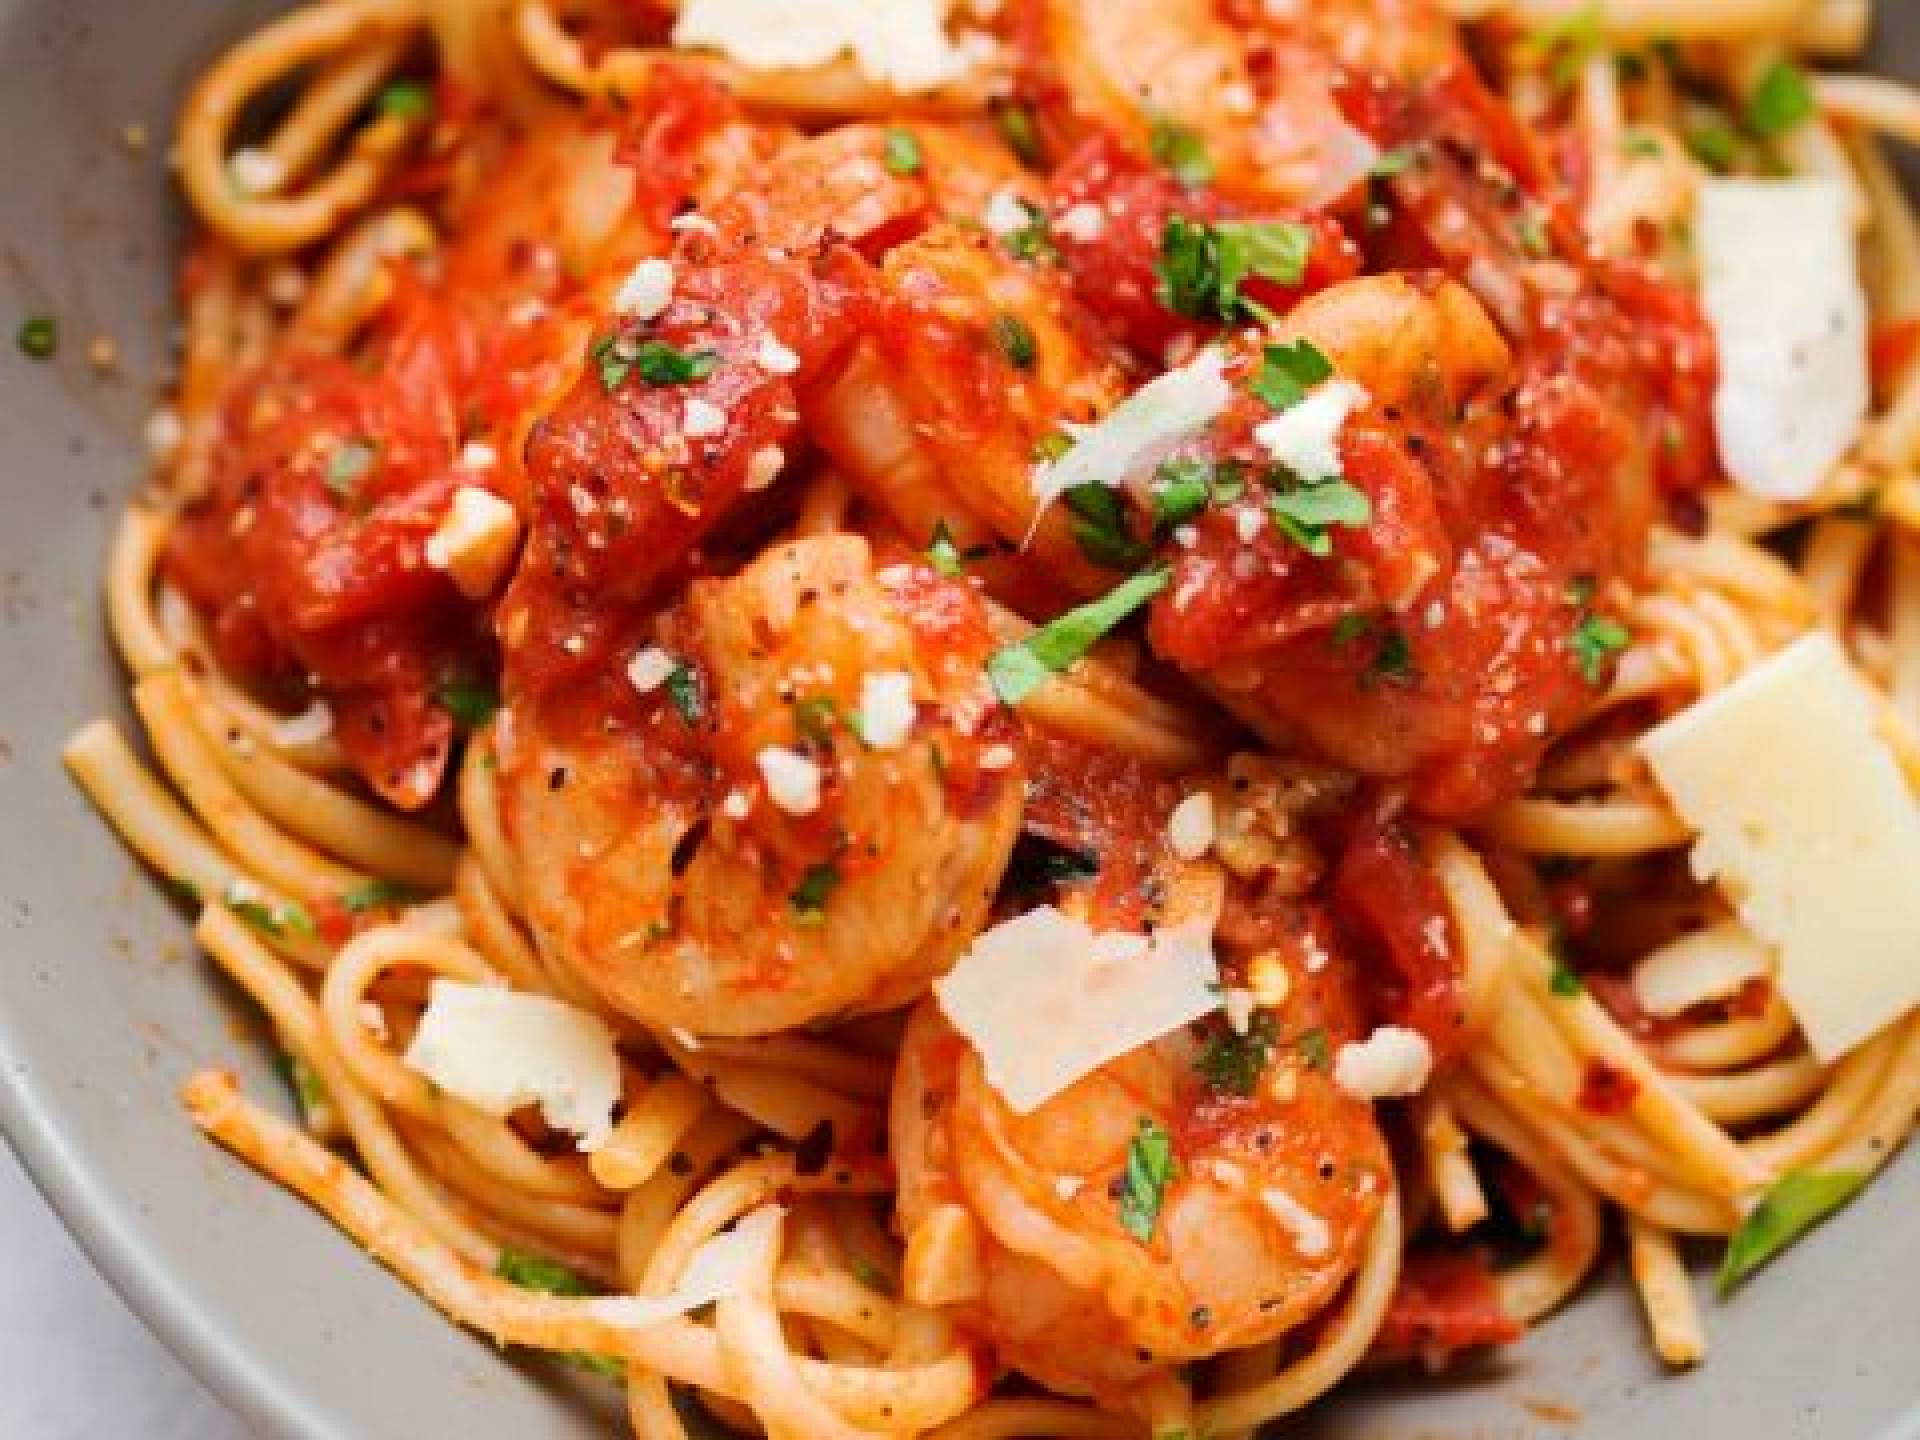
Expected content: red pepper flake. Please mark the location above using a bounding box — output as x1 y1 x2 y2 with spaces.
1577 1057 1639 1117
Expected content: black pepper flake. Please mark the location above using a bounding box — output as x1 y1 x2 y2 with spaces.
667 1150 693 1176
547 766 569 791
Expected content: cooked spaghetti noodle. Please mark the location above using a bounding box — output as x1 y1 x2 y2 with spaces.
64 2 1920 1435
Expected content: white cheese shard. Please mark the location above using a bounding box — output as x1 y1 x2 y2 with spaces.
757 745 822 814
1333 1025 1433 1100
934 908 1220 1113
858 671 916 750
590 1206 783 1327
626 646 677 695
1260 1185 1331 1258
1641 632 1920 1060
614 257 676 319
1167 792 1214 860
424 486 521 599
1056 202 1107 243
1254 379 1369 482
755 333 801 375
673 0 973 94
983 187 1032 238
272 700 333 749
1032 349 1231 511
404 981 621 1151
684 397 727 438
1695 179 1868 501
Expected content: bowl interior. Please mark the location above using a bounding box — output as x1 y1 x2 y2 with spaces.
0 5 1916 1438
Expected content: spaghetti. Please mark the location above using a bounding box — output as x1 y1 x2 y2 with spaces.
63 1 1920 1435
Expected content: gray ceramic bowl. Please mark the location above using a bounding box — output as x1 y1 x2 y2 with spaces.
1 5 1917 1437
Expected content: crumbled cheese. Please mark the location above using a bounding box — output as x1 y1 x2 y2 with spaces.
228 147 284 196
1695 179 1867 501
757 746 822 814
983 187 1032 237
272 700 333 749
614 257 675 320
935 909 1220 1112
673 0 973 94
1333 1025 1433 1100
756 333 801 375
144 407 184 461
1248 949 1291 1009
1167 791 1214 860
670 1026 704 1051
859 671 916 750
684 397 727 438
721 789 752 820
979 743 1015 770
1260 1186 1331 1258
1033 349 1231 511
404 981 621 1150
745 444 786 491
590 1205 782 1327
670 211 719 235
459 441 498 471
1254 378 1369 482
626 647 676 694
1056 202 1107 243
1053 1175 1085 1202
1641 632 1920 1060
424 486 521 599
1234 506 1263 543
1222 987 1256 1035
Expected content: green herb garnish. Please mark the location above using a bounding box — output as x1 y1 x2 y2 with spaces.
275 1050 330 1125
1148 112 1214 188
1296 1026 1331 1072
324 438 377 498
927 519 966 577
377 81 432 119
436 678 500 732
1063 483 1148 570
1364 627 1416 687
1268 477 1370 556
992 312 1038 370
793 695 840 748
16 314 56 361
1685 117 1740 173
1718 1170 1868 1297
341 878 425 914
592 334 718 392
884 126 923 175
665 663 703 726
1195 1014 1277 1096
1117 1116 1180 1243
1570 613 1631 685
790 861 841 924
1156 217 1312 325
1151 458 1214 530
1249 338 1334 412
991 100 1043 168
1747 59 1814 139
987 567 1170 704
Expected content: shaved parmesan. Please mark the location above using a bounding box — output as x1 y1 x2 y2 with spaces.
614 257 675 320
673 0 972 94
935 908 1220 1113
425 486 521 599
1632 925 1773 1019
1333 1025 1432 1100
1032 349 1231 511
590 1206 782 1327
1696 179 1867 501
858 670 916 750
405 982 620 1150
1642 632 1920 1060
758 745 822 814
1254 379 1368 482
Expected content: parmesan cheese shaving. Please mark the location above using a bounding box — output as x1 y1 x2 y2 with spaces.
1032 349 1231 511
672 0 973 94
589 1205 783 1327
934 908 1220 1113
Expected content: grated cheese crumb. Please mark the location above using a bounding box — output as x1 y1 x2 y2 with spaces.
614 257 675 319
859 671 917 750
1167 792 1214 860
1333 1025 1433 1100
757 746 822 814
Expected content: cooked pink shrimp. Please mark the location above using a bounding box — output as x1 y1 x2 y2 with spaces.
499 534 1024 1035
891 901 1390 1410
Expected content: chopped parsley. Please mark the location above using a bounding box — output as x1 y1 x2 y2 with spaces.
992 312 1038 370
987 567 1170 704
1529 2 1605 91
883 126 923 175
927 519 966 577
435 678 500 732
1268 477 1371 556
1548 950 1585 997
1156 217 1312 325
991 99 1043 168
1363 627 1417 687
1063 482 1148 570
1746 59 1815 139
1330 612 1374 648
1685 116 1740 174
1001 199 1058 264
1369 145 1417 178
592 334 718 392
377 80 432 119
665 663 704 726
1296 1026 1331 1072
1148 112 1214 188
1195 1013 1277 1096
15 314 56 361
496 1249 622 1375
1570 612 1631 685
850 1256 893 1294
1151 458 1214 530
1004 832 1099 895
228 890 315 940
1718 1170 1867 1297
790 861 841 924
341 878 425 914
1249 338 1334 412
324 438 377 498
1117 1116 1179 1243
275 1050 329 1126
792 695 841 748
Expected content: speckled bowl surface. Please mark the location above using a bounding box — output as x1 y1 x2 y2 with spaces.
1 5 1916 1436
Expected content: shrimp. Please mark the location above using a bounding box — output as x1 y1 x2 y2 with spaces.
891 891 1391 1411
498 533 1025 1035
